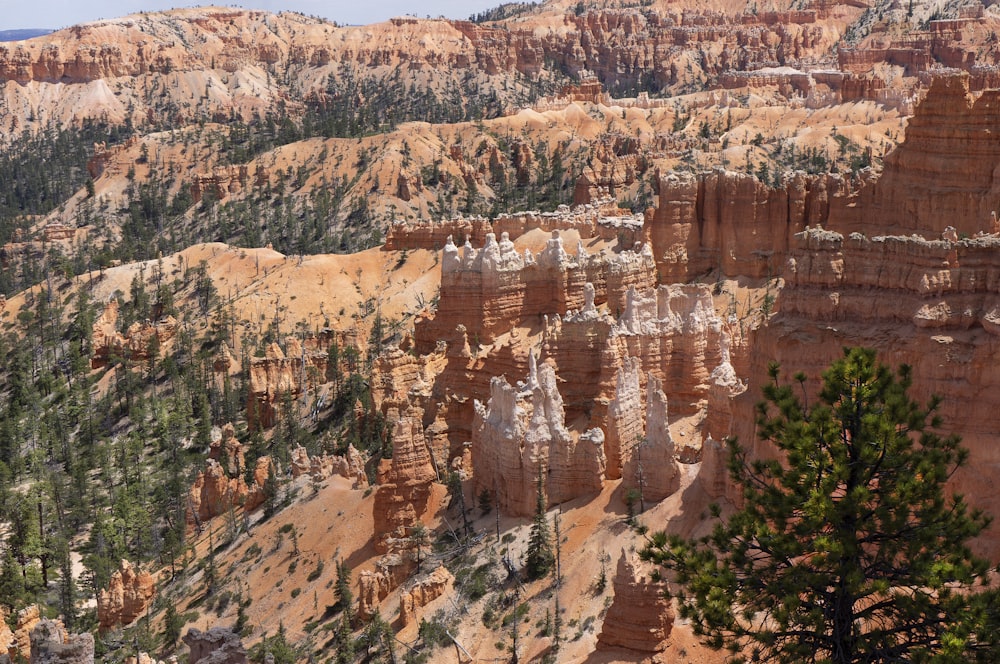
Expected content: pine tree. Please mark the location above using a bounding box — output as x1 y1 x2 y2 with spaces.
162 604 183 649
525 467 554 581
642 348 994 663
334 559 353 617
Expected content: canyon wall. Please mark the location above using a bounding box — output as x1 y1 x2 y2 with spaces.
724 227 1000 552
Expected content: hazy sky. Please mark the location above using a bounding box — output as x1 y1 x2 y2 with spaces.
1 0 507 31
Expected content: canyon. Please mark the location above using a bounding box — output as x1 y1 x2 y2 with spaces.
4 1 1000 663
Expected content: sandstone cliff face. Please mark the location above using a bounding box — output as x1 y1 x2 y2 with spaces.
247 334 331 429
1 605 41 662
725 224 1000 550
543 282 729 434
838 74 1000 238
415 228 656 352
645 168 860 282
96 560 156 633
0 3 860 142
357 553 413 621
597 549 673 653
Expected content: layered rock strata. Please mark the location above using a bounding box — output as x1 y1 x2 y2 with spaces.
837 74 1000 238
645 168 860 283
415 229 656 352
372 415 437 554
726 226 1000 551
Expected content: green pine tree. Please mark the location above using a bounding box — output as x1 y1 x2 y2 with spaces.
642 348 994 663
525 466 554 581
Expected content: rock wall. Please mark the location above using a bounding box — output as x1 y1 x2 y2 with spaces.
726 227 1000 552
187 455 271 527
645 168 860 282
357 553 413 621
289 444 367 488
247 334 331 430
183 627 247 664
96 560 156 633
836 74 1000 238
607 284 726 421
398 566 454 626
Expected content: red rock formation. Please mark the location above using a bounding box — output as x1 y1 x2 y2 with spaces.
187 455 271 527
289 444 367 489
372 415 437 554
837 74 1000 238
208 423 245 477
723 225 1000 551
96 560 156 633
90 299 178 369
645 168 861 283
371 346 427 417
472 356 606 517
247 334 331 429
357 553 413 620
415 229 656 352
604 360 681 497
0 606 41 662
399 565 454 626
41 223 76 241
597 549 673 653
190 165 250 204
573 137 648 205
384 218 492 251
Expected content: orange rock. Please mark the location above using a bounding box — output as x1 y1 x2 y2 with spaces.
247 333 332 429
399 566 454 626
187 455 272 526
289 444 367 489
373 415 437 553
90 300 177 370
415 228 656 352
597 549 673 653
357 553 413 620
97 560 156 633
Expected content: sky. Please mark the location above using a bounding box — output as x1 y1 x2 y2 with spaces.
0 0 508 31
